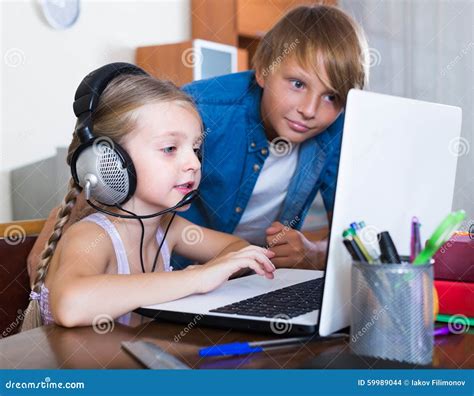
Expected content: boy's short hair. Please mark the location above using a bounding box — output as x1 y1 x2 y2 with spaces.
253 5 369 106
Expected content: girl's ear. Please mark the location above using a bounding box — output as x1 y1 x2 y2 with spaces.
255 69 265 88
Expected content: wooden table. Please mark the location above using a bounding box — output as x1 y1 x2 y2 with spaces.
0 313 472 369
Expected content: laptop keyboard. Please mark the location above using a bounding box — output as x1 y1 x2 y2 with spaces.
209 278 323 319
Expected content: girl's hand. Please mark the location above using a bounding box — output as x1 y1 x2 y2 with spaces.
192 246 276 294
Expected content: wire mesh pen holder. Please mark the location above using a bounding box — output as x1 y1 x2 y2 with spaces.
350 261 434 365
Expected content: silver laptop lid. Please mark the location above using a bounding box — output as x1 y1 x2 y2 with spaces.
319 89 462 336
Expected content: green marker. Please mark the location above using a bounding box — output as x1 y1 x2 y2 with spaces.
413 210 466 265
342 228 374 263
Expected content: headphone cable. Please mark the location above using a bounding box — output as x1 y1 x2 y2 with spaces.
151 212 177 273
83 182 195 273
114 205 147 274
114 206 177 273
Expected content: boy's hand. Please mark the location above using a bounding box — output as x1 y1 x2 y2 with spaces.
266 222 326 270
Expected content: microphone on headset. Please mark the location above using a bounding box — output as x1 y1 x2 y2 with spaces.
84 183 199 219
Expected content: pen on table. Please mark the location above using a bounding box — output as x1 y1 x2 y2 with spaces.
199 334 349 357
433 325 452 337
378 231 401 263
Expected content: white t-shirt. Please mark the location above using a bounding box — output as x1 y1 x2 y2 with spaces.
233 144 300 246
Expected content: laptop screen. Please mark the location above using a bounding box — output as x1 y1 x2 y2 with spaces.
318 89 461 336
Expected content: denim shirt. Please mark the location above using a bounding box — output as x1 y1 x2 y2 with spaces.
173 71 344 268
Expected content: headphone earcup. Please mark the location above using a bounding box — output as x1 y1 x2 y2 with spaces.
71 139 137 206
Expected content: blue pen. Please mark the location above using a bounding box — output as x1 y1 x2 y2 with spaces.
199 335 347 357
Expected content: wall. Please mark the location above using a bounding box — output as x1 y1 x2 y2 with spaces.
1 0 191 221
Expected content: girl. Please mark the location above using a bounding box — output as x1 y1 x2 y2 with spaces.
21 67 275 330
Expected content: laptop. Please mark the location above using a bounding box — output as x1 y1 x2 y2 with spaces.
137 89 462 336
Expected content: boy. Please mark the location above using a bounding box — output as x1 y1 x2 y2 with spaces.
176 5 368 270
28 5 368 276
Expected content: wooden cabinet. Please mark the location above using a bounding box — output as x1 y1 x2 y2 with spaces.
192 0 336 42
191 0 238 46
136 0 336 85
192 0 336 70
136 41 194 87
236 0 334 38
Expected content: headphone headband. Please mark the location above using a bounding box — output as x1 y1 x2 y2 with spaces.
73 62 147 143
71 62 147 205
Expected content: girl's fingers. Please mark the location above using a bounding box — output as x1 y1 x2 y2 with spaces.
264 271 275 279
237 247 276 274
252 252 276 273
244 256 275 277
246 260 266 276
226 246 276 278
236 246 276 262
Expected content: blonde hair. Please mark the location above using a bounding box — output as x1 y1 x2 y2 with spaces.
253 5 369 106
21 74 200 331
